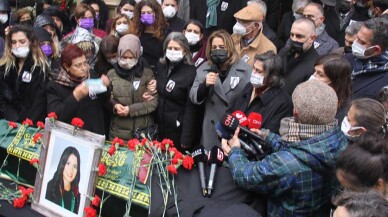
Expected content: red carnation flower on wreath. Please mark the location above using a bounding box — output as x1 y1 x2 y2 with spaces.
8 121 18 129
112 137 124 147
71 117 84 128
171 157 180 165
107 145 116 156
84 206 97 217
22 118 33 127
98 162 107 176
91 195 101 207
47 112 57 120
182 155 194 170
13 197 27 208
167 164 177 175
127 138 139 151
33 132 43 144
18 186 34 197
36 121 45 129
29 158 39 168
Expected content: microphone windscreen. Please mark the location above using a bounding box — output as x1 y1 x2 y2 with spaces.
220 114 239 131
248 112 262 130
215 122 233 139
192 146 208 164
232 110 249 127
209 146 224 165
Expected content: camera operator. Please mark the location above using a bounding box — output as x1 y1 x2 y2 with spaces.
222 80 348 216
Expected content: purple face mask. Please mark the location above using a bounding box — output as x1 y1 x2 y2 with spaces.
79 17 94 30
40 44 53 57
140 14 155 25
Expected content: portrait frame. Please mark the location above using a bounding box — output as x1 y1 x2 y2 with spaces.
31 118 105 217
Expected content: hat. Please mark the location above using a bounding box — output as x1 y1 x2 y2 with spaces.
234 4 264 21
0 0 10 12
292 80 338 125
34 14 61 39
34 27 52 42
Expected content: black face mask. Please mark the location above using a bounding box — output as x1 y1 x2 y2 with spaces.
337 0 352 13
19 19 33 26
289 40 304 55
211 49 228 64
344 45 352 53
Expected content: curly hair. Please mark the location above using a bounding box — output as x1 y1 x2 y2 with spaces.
129 0 167 41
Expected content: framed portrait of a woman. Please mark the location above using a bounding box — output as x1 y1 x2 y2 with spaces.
32 119 105 217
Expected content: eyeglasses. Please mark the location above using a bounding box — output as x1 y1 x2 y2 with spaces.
71 61 89 69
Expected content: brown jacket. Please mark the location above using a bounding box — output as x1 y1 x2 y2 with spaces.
232 29 277 66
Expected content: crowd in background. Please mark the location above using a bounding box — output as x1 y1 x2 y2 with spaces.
0 0 388 216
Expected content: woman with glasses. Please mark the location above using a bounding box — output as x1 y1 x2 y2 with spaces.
0 24 48 122
47 44 110 135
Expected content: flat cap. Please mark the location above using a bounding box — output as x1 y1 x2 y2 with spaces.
234 4 264 21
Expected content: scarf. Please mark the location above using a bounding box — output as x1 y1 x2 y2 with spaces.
352 50 388 77
113 60 144 81
279 117 337 143
206 0 220 28
51 68 89 88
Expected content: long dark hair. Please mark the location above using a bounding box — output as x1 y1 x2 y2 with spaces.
49 146 81 197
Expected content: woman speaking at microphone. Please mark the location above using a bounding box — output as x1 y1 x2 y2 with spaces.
189 30 251 150
229 51 293 133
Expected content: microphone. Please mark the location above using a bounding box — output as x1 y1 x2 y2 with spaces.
232 110 249 127
191 146 208 197
221 114 265 143
247 112 262 129
208 64 219 97
207 146 224 196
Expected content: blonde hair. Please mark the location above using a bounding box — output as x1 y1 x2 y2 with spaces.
205 30 239 66
110 14 132 37
0 25 49 78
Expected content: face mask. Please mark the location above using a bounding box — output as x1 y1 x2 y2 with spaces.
315 24 325 36
12 46 30 58
233 22 253 36
96 13 100 20
40 44 53 57
341 116 363 140
166 49 184 62
289 40 305 55
79 18 94 30
163 6 177 19
108 57 118 65
119 58 137 70
250 73 265 88
0 14 8 24
140 14 155 25
352 41 377 59
344 45 352 53
309 74 317 80
116 23 129 34
211 49 228 64
20 19 33 26
337 0 352 13
185 32 200 45
293 12 303 19
121 10 134 19
368 7 378 18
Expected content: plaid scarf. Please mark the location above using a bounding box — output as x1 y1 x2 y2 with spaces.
352 50 388 77
51 68 89 88
279 117 337 143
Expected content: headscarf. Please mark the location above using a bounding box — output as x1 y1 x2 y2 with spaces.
117 34 141 61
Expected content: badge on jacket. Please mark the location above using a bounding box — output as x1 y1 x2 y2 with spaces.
166 80 175 92
221 2 228 11
195 58 204 67
314 41 320 49
21 71 32 83
230 77 239 89
242 54 250 63
133 81 140 90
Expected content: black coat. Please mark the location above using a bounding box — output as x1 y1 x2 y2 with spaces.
279 46 320 95
45 179 80 214
277 12 294 48
46 72 109 135
140 32 164 71
166 15 186 36
190 0 248 36
155 60 201 149
229 84 293 133
0 54 47 122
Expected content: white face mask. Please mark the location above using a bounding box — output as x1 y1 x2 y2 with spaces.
166 49 184 62
119 58 137 70
250 72 265 88
309 74 317 80
233 22 253 36
163 6 177 19
341 116 363 140
108 57 118 65
0 14 8 24
116 23 129 34
121 10 134 19
12 46 30 58
185 32 200 45
352 41 377 59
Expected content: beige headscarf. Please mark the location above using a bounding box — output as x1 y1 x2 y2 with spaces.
117 34 141 61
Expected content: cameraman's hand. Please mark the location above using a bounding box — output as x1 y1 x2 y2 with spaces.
227 127 241 149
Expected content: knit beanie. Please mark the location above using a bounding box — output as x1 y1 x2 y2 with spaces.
292 80 338 125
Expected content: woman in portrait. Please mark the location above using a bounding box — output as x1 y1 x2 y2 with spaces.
46 146 81 214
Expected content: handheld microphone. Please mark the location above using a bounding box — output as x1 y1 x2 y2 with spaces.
221 114 265 143
232 110 249 127
207 146 224 196
191 146 208 197
247 112 262 130
208 64 219 97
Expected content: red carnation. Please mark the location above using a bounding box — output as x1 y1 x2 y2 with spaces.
22 118 33 127
112 137 124 147
36 121 45 129
13 197 27 208
71 117 84 128
127 139 139 151
107 145 116 156
47 112 57 120
18 186 34 197
98 163 107 176
167 164 177 175
141 138 148 146
29 158 39 168
8 121 18 129
91 195 101 207
161 139 174 149
84 206 97 217
171 157 180 165
182 155 194 170
33 132 43 144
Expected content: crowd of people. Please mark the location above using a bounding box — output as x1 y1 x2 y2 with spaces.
0 0 388 216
